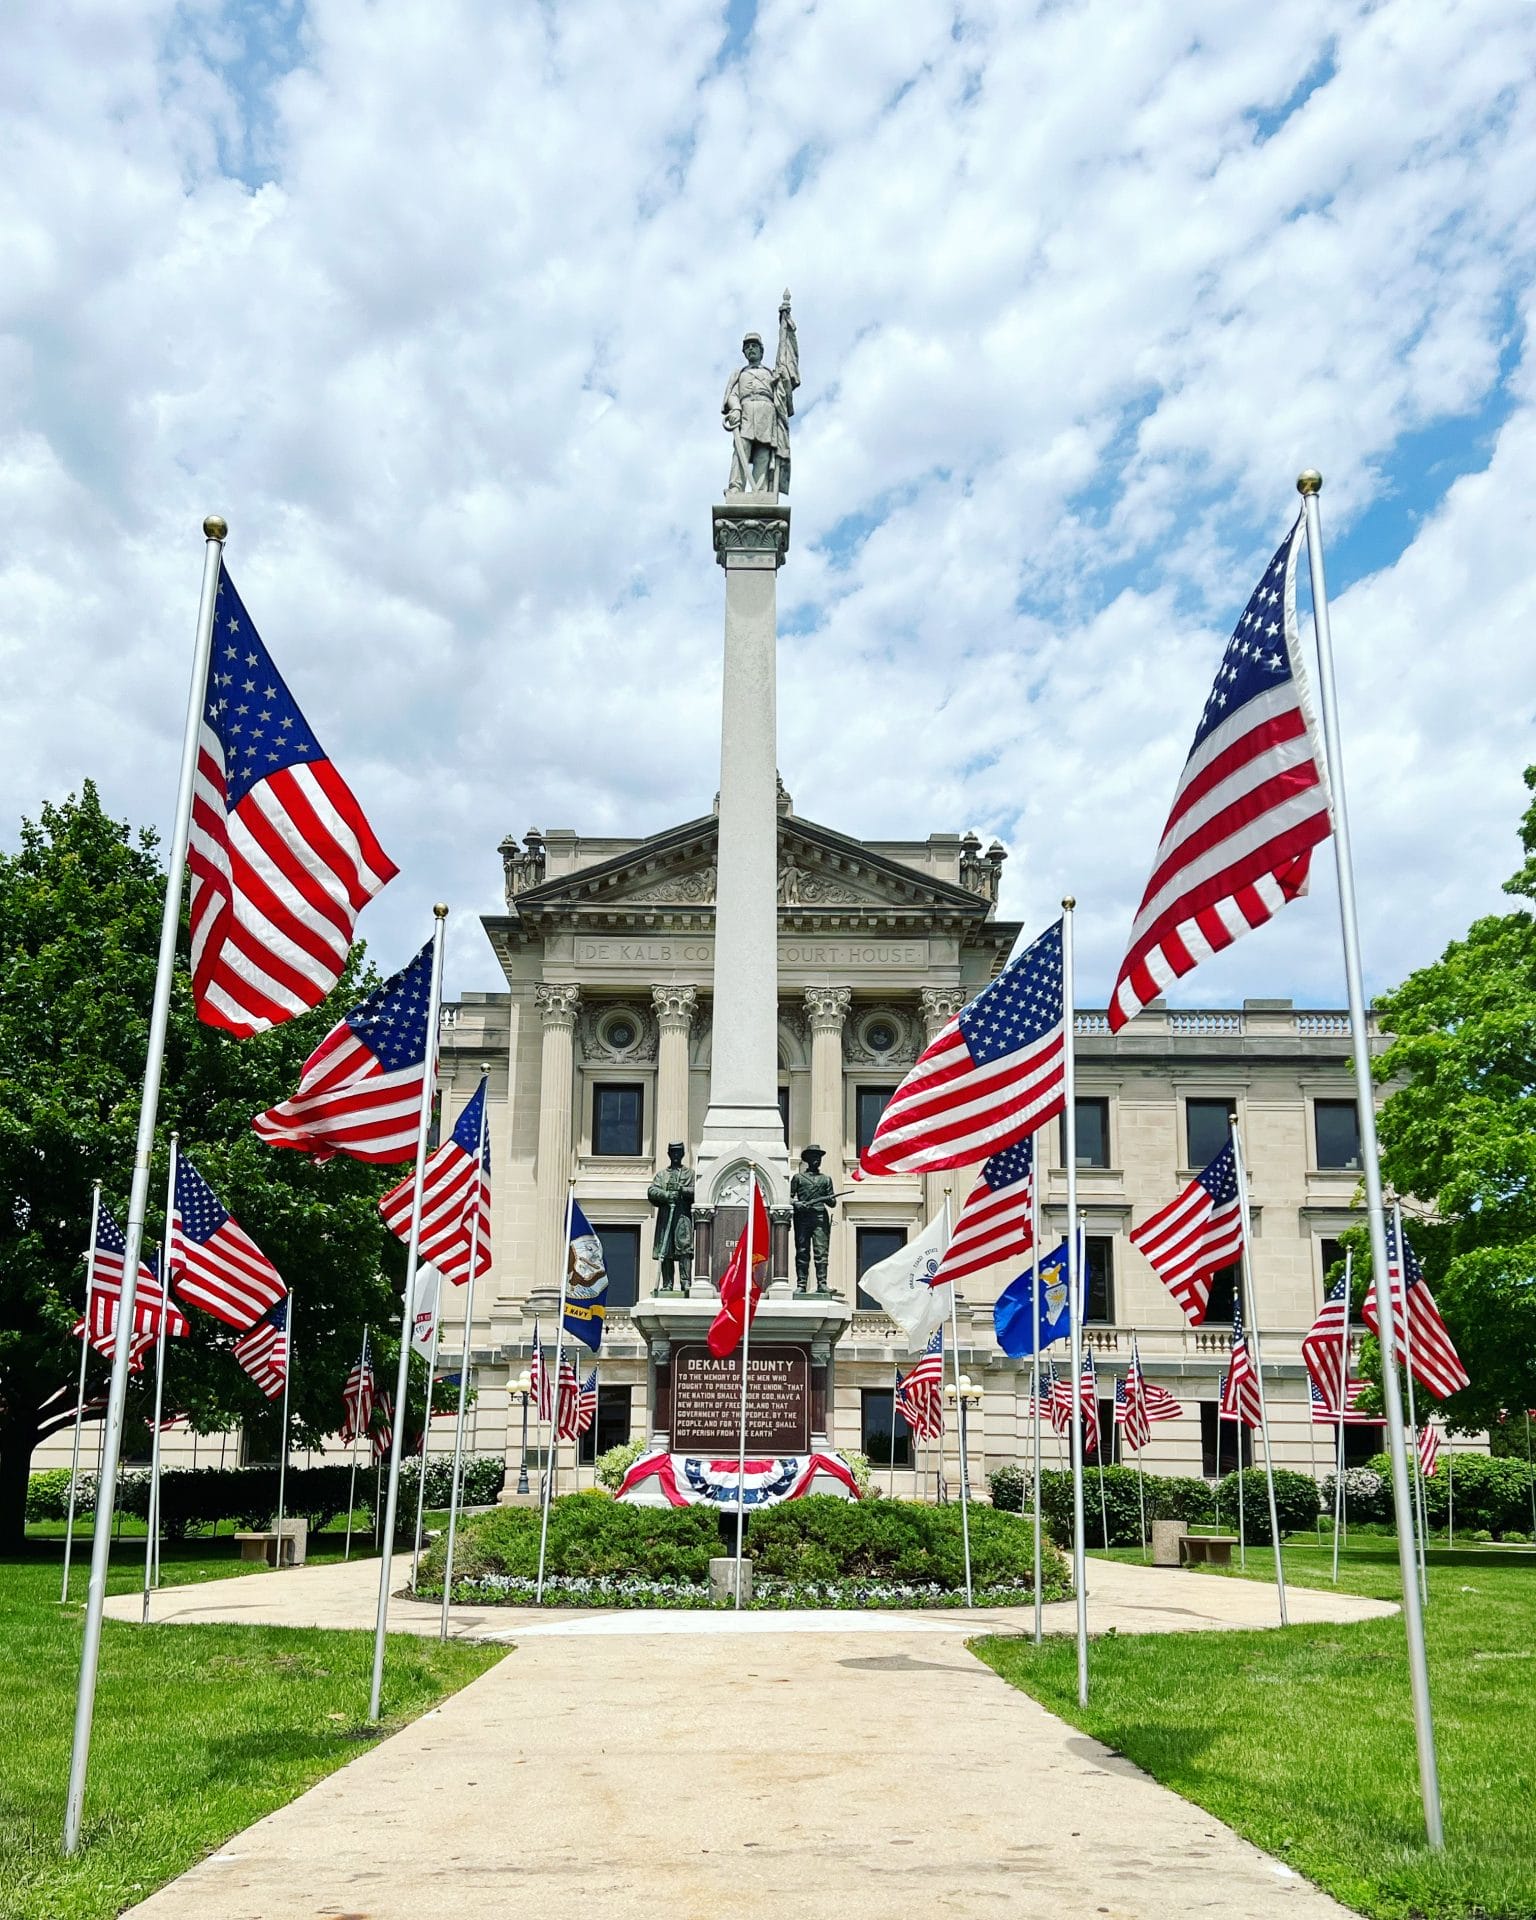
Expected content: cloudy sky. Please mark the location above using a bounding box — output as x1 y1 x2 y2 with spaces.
4 0 1534 1011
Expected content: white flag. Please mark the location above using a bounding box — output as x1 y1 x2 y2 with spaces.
860 1211 949 1352
410 1263 442 1356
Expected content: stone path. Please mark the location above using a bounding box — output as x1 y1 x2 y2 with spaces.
113 1556 1392 1918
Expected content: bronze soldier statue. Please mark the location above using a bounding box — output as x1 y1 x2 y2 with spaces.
648 1142 695 1295
791 1144 836 1295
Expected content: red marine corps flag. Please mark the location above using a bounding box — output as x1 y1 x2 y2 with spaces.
706 1183 773 1359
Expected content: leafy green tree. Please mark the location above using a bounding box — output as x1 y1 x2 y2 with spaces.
1367 765 1536 1433
0 784 413 1545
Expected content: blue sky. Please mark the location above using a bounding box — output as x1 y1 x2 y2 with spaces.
2 0 1534 1011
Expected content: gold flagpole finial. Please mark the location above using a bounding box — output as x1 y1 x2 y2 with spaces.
203 515 228 540
1296 470 1322 496
433 902 449 919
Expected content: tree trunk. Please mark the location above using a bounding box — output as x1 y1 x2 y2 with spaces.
0 1418 39 1551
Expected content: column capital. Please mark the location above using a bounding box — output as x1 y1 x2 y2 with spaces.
919 985 966 1037
651 982 699 1030
534 982 582 1030
804 984 852 1032
712 498 790 570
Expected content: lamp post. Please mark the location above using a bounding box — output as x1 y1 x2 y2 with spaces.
945 1373 983 1506
513 1368 533 1496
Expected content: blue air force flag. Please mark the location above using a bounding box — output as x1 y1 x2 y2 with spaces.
992 1239 1072 1358
564 1201 608 1352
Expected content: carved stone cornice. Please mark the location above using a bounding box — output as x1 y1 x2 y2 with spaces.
919 985 966 1037
803 984 852 1033
652 983 699 1031
712 501 790 570
534 982 582 1030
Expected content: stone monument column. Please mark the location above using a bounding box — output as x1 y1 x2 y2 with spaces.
651 984 697 1162
804 986 852 1162
533 982 581 1287
695 496 793 1203
920 986 967 1225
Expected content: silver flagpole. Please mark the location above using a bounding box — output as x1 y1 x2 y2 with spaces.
1062 900 1089 1706
1446 1452 1454 1548
273 1292 294 1569
61 1183 102 1605
1526 1417 1535 1539
141 1149 178 1623
536 1182 577 1603
1230 1121 1287 1624
65 517 225 1855
942 1195 972 1605
1031 1164 1043 1644
410 1275 442 1590
1333 1250 1353 1583
1394 1206 1430 1608
343 1326 367 1562
1298 470 1443 1848
732 1172 759 1612
367 906 449 1725
888 1367 899 1500
440 1073 491 1640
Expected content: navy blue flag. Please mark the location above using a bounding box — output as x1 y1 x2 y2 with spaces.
563 1200 609 1352
992 1239 1073 1357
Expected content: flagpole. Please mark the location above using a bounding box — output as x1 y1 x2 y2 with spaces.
941 1194 973 1607
343 1326 367 1562
1237 1442 1246 1567
142 1139 179 1623
888 1367 899 1500
1526 1416 1535 1539
1394 1206 1430 1609
274 1292 294 1570
732 1173 758 1612
1307 1392 1323 1549
1230 1121 1287 1624
1334 1250 1353 1583
1030 1168 1043 1645
411 1281 442 1591
537 1182 576 1604
440 1073 491 1641
367 905 449 1725
1298 469 1443 1847
1446 1452 1454 1548
1061 898 1088 1707
61 1183 103 1606
64 515 225 1855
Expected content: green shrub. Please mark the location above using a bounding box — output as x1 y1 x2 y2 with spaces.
1214 1468 1319 1544
1392 1452 1536 1538
1001 1467 1215 1544
1319 1467 1391 1525
595 1440 644 1491
27 1468 87 1522
989 1464 1026 1513
418 1496 721 1588
1145 1476 1216 1526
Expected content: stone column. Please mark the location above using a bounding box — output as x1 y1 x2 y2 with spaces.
920 987 967 1226
533 982 581 1289
804 986 852 1162
696 499 793 1204
650 984 697 1163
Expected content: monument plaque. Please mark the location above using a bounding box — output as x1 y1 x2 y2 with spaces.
671 1342 810 1453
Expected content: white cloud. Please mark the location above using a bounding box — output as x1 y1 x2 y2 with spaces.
1 0 1533 1008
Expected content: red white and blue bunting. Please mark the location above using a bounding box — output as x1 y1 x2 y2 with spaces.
616 1451 861 1510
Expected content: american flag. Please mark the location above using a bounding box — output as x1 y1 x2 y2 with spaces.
1362 1217 1470 1401
1310 1378 1382 1426
1129 1143 1243 1326
189 568 396 1038
252 939 435 1163
1044 1360 1070 1435
233 1295 289 1399
933 1137 1034 1287
74 1205 187 1370
371 1392 394 1464
1107 522 1332 1030
1301 1273 1354 1402
529 1321 555 1423
574 1368 599 1437
895 1329 944 1441
378 1075 492 1285
170 1155 287 1330
1219 1295 1262 1428
554 1358 583 1440
1114 1373 1150 1453
341 1333 374 1443
1417 1421 1441 1477
1056 1349 1100 1457
859 920 1065 1176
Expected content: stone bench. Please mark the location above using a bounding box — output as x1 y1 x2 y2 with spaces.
234 1518 308 1568
1179 1533 1239 1569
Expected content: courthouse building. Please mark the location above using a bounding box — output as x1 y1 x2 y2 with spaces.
433 784 1394 1495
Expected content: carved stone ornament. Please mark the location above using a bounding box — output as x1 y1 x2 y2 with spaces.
713 1161 757 1206
803 985 852 1032
500 828 547 906
651 983 699 1029
627 865 717 906
533 981 582 1029
578 1001 657 1064
844 1003 917 1065
918 985 967 1037
712 513 790 566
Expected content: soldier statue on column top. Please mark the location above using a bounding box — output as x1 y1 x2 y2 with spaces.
722 291 799 496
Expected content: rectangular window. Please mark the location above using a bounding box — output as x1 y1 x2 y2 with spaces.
856 1226 907 1311
1085 1398 1118 1467
856 1086 898 1155
1200 1400 1254 1476
1186 1097 1236 1169
1314 1100 1362 1171
1203 1263 1240 1326
1059 1096 1110 1168
861 1387 913 1467
1083 1237 1114 1323
1319 1237 1347 1294
592 1083 643 1157
595 1224 641 1310
777 1085 790 1149
578 1385 633 1465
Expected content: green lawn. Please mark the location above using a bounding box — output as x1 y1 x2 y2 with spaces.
975 1540 1536 1920
2 1541 504 1920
